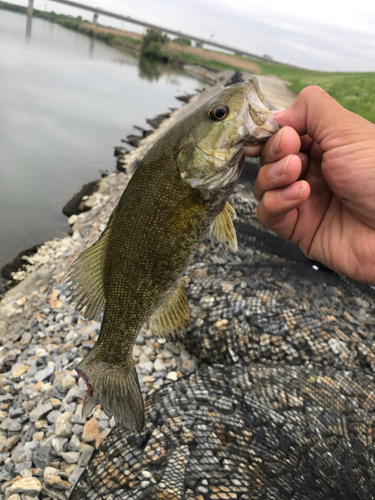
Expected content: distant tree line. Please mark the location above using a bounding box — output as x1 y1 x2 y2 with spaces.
141 28 169 61
0 1 27 12
140 29 192 62
0 1 83 30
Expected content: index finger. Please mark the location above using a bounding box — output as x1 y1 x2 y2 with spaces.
272 86 369 150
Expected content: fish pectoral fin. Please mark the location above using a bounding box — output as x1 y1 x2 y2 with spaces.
209 202 238 252
149 280 190 339
65 204 118 320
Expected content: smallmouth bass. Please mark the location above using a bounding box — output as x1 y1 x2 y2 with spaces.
67 77 279 430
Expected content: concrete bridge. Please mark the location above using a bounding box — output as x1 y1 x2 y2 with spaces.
26 0 273 63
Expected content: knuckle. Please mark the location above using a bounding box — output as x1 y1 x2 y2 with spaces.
299 85 336 107
299 85 326 98
262 192 279 218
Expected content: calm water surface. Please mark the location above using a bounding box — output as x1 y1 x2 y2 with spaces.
0 10 202 270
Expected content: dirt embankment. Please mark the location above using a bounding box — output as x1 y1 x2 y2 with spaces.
167 42 260 73
79 23 143 41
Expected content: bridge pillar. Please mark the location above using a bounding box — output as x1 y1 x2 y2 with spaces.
93 12 99 26
26 0 33 39
27 0 33 17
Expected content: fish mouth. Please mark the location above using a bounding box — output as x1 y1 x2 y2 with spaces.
243 77 280 144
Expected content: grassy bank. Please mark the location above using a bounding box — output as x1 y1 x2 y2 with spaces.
167 49 375 123
2 1 374 122
248 59 375 123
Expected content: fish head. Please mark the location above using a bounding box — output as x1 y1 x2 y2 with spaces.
243 76 280 143
176 76 279 191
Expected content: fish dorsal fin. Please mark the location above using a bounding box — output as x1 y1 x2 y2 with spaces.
149 280 189 339
66 205 118 319
209 202 238 252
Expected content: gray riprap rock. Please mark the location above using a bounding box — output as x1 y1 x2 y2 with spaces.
137 361 153 374
0 468 12 482
5 477 42 497
43 466 71 490
68 467 85 487
16 447 33 464
61 374 76 391
67 434 81 451
72 424 84 435
77 445 94 467
61 450 80 464
41 484 68 500
14 461 32 473
33 445 51 469
55 412 73 437
51 436 68 455
34 361 55 382
7 493 22 500
29 402 53 423
153 358 166 372
0 417 22 432
47 410 62 424
9 407 24 419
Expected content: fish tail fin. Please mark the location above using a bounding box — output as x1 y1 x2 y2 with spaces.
76 348 144 431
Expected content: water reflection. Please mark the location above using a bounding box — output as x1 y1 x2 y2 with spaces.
89 33 95 57
1 9 202 270
138 56 162 81
24 12 174 78
25 10 98 58
25 10 32 39
137 57 186 82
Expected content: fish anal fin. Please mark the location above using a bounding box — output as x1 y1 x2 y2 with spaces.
209 202 238 252
66 205 118 320
149 280 189 339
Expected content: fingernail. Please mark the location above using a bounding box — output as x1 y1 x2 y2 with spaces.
280 182 305 200
270 128 283 156
272 109 285 117
270 155 291 177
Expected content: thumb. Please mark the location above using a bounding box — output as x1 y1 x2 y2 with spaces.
274 86 366 148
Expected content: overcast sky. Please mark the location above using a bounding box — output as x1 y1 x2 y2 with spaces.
14 0 375 71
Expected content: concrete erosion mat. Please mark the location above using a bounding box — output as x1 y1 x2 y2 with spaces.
1 71 375 500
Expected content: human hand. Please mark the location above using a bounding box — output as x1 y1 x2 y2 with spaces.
244 86 375 285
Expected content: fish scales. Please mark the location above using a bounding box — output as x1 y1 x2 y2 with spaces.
67 77 279 430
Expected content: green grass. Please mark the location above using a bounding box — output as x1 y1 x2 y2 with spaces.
231 56 375 123
78 24 141 49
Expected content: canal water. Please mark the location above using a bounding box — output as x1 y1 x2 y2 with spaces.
0 10 203 271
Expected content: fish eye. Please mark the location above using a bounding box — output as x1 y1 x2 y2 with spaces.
209 104 229 121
